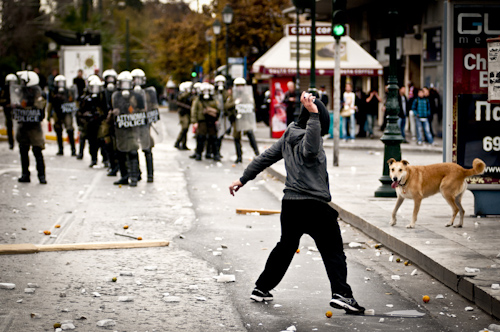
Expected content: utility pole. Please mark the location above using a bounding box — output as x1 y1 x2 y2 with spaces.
332 0 347 166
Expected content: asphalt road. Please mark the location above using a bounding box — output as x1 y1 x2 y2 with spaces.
0 108 498 332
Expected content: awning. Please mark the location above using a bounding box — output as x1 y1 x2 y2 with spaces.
252 26 383 77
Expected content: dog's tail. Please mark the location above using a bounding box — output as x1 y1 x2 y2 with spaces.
464 158 486 177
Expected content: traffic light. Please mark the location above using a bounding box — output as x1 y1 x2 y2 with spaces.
191 69 197 78
332 0 347 39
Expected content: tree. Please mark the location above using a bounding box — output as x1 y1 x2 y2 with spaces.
0 0 48 70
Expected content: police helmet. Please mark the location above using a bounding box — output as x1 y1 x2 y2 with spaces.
193 82 202 93
103 69 118 85
88 77 104 94
54 75 67 88
131 68 146 86
5 73 18 85
87 74 100 83
117 71 133 90
166 80 176 89
214 75 226 83
17 70 39 87
233 77 246 86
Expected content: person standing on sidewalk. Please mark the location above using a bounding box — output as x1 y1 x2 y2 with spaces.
411 88 434 145
398 86 409 143
229 92 365 315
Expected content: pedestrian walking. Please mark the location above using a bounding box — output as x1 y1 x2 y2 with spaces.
229 91 365 315
411 88 434 145
341 82 356 141
365 88 381 138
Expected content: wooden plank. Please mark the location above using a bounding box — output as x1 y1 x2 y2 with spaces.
37 240 169 252
0 241 169 255
236 208 281 215
0 243 39 255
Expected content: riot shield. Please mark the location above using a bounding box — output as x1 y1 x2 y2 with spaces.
233 85 256 132
10 84 44 123
145 86 163 144
215 92 230 138
112 89 151 152
61 86 78 113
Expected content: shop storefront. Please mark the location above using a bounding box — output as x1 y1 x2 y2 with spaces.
252 23 383 138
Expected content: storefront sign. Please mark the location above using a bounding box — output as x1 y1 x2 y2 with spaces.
450 4 500 185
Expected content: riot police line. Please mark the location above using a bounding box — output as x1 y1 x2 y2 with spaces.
174 75 259 163
1 68 160 187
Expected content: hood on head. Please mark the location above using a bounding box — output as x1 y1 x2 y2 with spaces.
296 98 330 136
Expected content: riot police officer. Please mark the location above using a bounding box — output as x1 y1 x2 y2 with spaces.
131 68 156 183
174 81 193 150
226 77 260 163
48 75 78 156
0 74 17 150
102 69 119 176
11 71 47 184
112 71 150 187
191 82 219 161
77 77 107 167
214 75 230 158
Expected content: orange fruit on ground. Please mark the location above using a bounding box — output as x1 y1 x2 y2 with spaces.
422 295 430 303
137 237 142 240
43 230 51 235
123 225 129 229
296 249 300 254
325 310 333 318
55 225 61 228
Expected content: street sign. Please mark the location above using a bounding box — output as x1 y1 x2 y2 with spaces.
444 1 500 215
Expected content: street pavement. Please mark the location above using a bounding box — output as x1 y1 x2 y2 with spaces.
243 116 500 321
1 107 500 331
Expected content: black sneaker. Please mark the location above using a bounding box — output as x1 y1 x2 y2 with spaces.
250 288 273 302
330 294 365 314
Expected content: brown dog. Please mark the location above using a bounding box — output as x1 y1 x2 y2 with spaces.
388 158 485 228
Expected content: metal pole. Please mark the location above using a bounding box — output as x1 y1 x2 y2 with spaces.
126 18 130 70
208 41 211 81
295 8 301 121
225 24 229 83
333 38 341 166
309 1 316 95
215 38 218 73
374 4 403 197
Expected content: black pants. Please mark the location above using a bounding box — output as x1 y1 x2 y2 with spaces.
255 199 353 297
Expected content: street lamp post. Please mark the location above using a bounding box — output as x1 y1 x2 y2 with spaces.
213 19 221 74
374 5 403 197
222 4 233 85
205 30 213 81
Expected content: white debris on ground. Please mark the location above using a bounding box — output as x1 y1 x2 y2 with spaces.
96 319 116 327
214 274 235 283
465 267 480 273
0 283 16 289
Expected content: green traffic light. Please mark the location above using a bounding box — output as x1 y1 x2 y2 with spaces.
333 24 345 37
191 72 197 78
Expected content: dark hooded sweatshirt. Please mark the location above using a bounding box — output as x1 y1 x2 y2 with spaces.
240 99 331 202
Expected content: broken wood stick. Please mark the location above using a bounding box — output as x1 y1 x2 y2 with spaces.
236 208 281 215
0 240 169 255
114 232 141 239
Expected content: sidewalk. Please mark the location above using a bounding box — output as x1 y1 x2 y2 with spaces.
246 121 500 320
